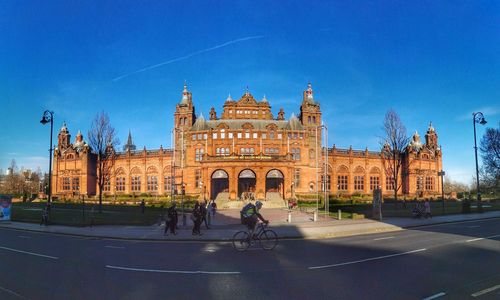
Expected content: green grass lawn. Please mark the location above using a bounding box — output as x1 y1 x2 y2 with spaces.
12 202 186 226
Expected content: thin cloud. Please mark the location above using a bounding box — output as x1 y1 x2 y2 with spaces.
458 106 500 121
112 35 265 82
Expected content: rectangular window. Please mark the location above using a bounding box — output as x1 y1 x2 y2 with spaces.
198 133 202 140
294 169 300 187
262 133 267 139
253 133 258 139
116 177 126 191
192 134 196 140
72 177 80 191
369 176 380 191
338 175 348 191
321 175 331 191
195 148 204 161
147 176 158 191
131 176 141 192
354 176 364 191
103 178 110 192
269 132 275 139
212 133 217 139
221 132 226 139
195 169 202 188
237 132 242 139
164 176 172 193
229 132 233 139
425 177 434 191
203 134 207 140
245 132 250 139
278 133 282 139
62 177 70 190
386 176 395 190
416 176 424 191
291 148 301 160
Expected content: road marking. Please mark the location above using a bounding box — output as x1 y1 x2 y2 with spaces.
422 292 446 300
373 236 394 241
0 285 29 299
308 248 427 270
17 236 31 239
466 234 500 243
471 284 500 297
105 245 125 249
106 265 241 275
0 246 59 260
467 225 480 228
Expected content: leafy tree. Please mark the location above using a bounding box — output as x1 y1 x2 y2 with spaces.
380 109 410 202
88 112 119 213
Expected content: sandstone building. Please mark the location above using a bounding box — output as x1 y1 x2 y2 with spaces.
52 83 443 202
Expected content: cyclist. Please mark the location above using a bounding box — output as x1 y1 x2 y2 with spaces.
241 200 269 238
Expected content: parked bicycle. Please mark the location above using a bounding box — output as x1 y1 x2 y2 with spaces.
232 222 278 251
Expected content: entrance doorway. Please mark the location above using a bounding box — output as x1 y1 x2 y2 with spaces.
266 169 284 198
238 169 256 199
211 170 229 200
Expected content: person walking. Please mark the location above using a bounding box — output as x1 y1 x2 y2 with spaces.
192 202 202 235
211 200 217 217
140 199 146 214
424 199 432 219
165 202 178 235
200 201 210 229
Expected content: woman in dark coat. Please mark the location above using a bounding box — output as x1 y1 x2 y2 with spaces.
192 202 203 236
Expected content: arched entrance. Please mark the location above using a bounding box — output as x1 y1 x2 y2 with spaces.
238 169 256 199
211 170 229 200
266 169 284 198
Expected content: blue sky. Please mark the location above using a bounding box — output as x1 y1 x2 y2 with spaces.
1 1 499 184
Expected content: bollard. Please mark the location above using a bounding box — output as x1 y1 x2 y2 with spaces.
338 209 341 220
313 210 318 222
288 211 292 223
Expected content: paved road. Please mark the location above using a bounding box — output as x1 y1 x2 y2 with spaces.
0 218 499 300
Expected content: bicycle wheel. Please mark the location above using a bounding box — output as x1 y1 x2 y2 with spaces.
259 229 278 250
232 231 251 251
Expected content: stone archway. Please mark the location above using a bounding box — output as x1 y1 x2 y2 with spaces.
266 169 284 199
238 169 256 199
211 170 229 200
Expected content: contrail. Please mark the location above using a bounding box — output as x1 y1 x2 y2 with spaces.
112 35 265 82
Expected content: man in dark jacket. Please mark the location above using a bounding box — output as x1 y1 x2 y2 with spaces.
164 202 178 236
200 201 209 229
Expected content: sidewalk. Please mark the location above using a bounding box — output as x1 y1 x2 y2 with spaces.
1 209 499 242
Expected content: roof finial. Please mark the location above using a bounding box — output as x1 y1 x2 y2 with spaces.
245 85 250 96
183 80 188 93
226 93 233 102
262 94 267 102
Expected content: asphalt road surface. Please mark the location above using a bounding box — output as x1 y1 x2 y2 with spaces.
0 218 499 300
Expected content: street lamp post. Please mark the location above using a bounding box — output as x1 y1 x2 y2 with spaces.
40 110 54 207
472 112 487 213
315 124 328 217
438 170 445 214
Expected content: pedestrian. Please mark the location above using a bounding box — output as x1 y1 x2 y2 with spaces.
424 199 432 218
40 206 48 226
140 199 145 214
191 202 202 235
165 202 178 235
200 201 209 229
211 200 217 217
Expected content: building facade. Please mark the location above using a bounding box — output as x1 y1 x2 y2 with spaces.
52 83 442 201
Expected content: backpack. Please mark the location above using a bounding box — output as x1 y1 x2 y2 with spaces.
240 203 255 224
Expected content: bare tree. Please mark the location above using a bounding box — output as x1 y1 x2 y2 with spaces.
380 109 410 202
88 112 119 213
480 124 500 190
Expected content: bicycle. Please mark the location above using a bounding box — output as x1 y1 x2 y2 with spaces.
232 222 278 251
